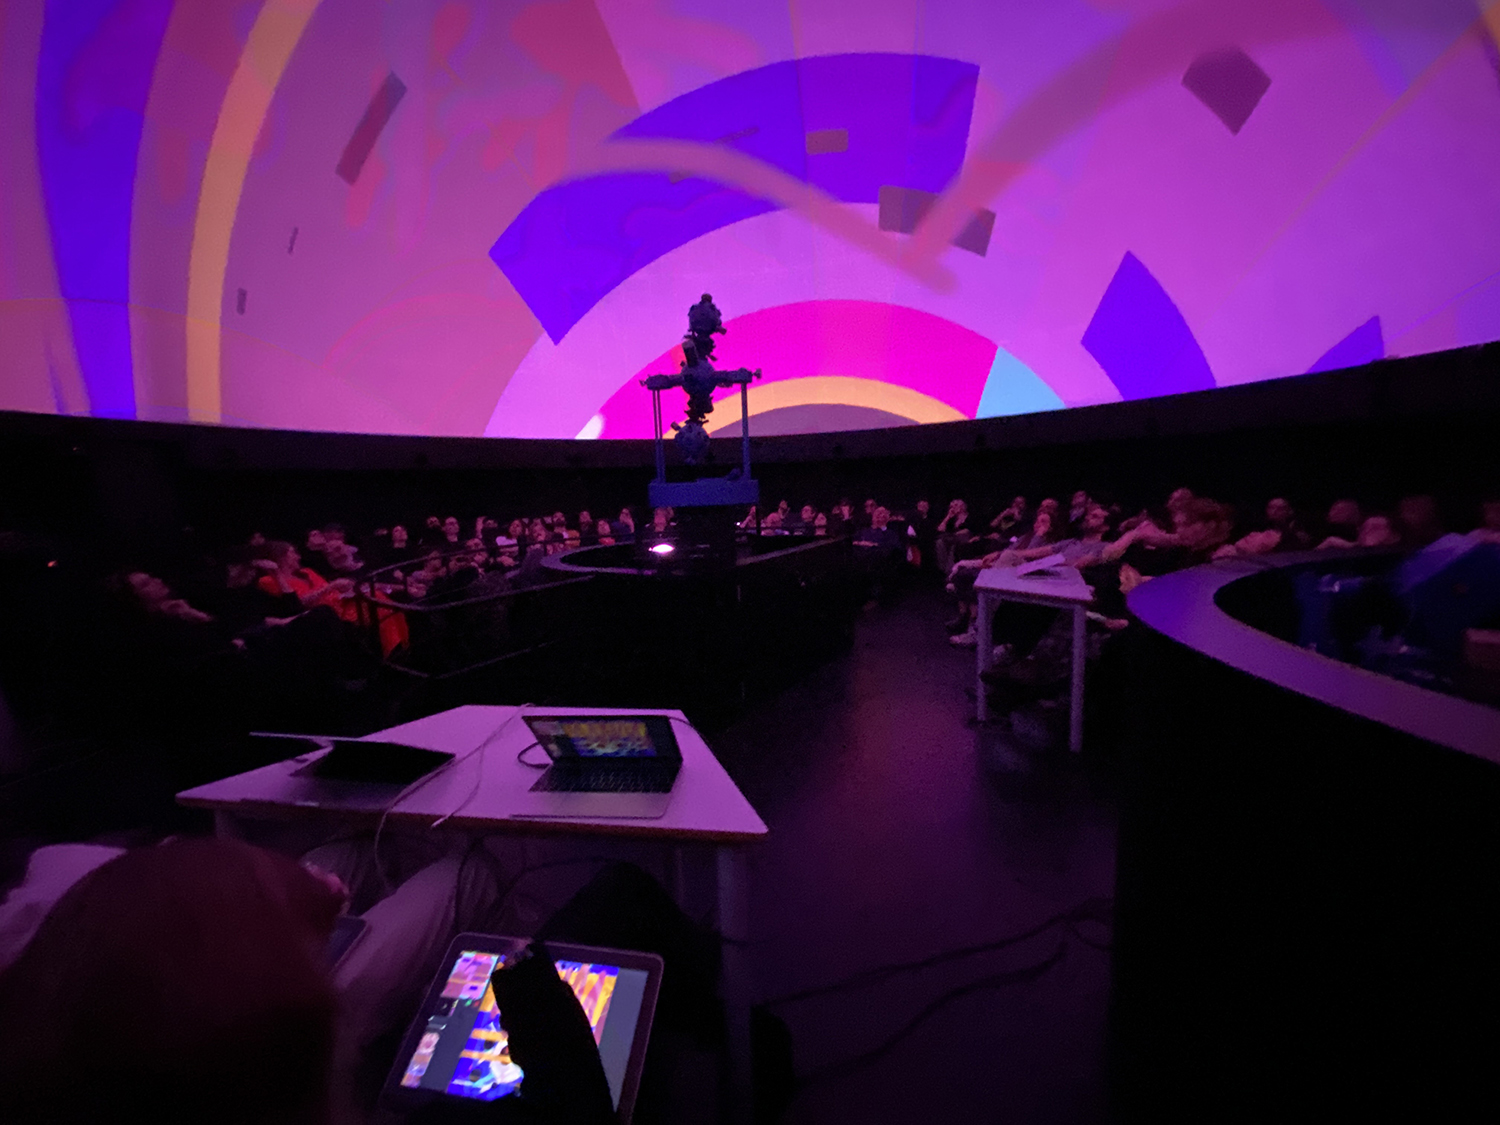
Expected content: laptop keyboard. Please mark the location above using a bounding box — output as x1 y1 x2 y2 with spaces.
532 766 679 793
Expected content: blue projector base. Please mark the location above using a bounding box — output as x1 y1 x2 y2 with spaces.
648 477 760 509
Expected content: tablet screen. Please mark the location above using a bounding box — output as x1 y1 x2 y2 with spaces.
397 948 652 1108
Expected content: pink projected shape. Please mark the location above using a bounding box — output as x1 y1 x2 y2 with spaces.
592 300 998 438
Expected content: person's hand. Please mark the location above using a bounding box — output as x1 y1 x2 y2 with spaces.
160 599 213 623
299 862 351 914
485 946 614 1124
981 551 1002 567
1119 563 1149 594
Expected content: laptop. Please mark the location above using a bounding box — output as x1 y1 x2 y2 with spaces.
249 735 455 811
382 933 663 1125
510 714 682 820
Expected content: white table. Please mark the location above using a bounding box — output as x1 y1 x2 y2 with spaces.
178 705 766 1122
974 566 1095 752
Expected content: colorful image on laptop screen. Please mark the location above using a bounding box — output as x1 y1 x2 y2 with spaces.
530 719 658 758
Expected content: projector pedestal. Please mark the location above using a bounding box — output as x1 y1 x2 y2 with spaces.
648 477 758 570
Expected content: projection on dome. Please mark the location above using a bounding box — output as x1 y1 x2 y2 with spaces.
4 0 1500 438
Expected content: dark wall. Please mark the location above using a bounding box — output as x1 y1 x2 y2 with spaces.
2 341 1497 572
1110 623 1500 1120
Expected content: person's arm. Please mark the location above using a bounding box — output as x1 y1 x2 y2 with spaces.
1010 542 1060 562
1098 524 1165 563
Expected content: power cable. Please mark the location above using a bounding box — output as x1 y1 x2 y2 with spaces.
795 942 1070 1086
760 896 1111 1008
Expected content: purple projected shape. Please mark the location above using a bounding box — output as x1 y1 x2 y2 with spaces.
1182 48 1271 135
336 72 406 184
493 53 978 343
1306 316 1384 374
1081 252 1216 401
494 175 779 345
36 0 175 418
877 185 995 256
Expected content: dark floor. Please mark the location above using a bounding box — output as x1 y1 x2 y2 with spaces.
711 587 1117 1124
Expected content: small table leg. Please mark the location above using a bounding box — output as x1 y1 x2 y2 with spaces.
976 590 995 723
716 845 753 1125
1069 606 1086 753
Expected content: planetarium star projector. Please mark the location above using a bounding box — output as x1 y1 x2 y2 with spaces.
641 294 761 512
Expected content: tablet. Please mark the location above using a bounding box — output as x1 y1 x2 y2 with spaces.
290 739 453 786
383 933 663 1124
325 915 367 970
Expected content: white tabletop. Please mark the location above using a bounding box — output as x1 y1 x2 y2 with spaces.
177 705 768 844
974 564 1094 604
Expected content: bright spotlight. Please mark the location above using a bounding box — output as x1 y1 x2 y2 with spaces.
649 542 675 555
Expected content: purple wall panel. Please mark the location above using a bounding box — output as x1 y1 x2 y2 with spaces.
1082 252 1216 400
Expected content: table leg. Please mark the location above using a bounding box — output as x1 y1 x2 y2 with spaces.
666 844 689 916
1070 606 1086 753
976 590 995 723
716 845 753 1125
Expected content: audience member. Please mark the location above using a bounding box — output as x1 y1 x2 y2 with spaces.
934 499 971 575
827 499 856 537
1397 494 1445 547
853 506 902 603
1318 513 1402 550
1325 499 1363 543
989 495 1028 539
1474 499 1500 544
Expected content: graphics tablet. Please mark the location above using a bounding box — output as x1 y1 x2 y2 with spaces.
291 739 453 786
383 933 663 1124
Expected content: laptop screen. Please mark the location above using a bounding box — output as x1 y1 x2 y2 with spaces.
397 948 652 1109
524 716 679 762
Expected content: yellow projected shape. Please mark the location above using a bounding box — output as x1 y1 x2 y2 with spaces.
691 376 965 436
186 0 323 423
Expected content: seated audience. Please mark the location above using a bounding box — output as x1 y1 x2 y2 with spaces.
258 541 354 616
